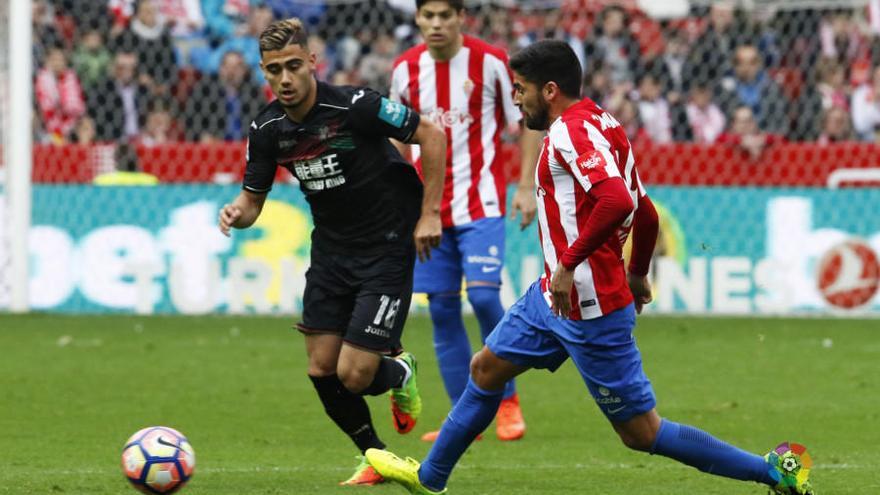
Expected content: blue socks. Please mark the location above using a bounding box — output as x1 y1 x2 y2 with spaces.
651 419 777 486
419 379 504 491
428 294 472 404
429 288 515 404
466 287 515 400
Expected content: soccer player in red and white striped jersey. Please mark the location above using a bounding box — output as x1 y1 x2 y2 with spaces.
389 0 544 443
367 40 814 495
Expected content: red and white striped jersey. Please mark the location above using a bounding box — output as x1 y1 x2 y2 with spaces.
390 35 521 228
536 98 646 320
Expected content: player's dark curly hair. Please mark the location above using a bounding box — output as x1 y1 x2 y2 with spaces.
509 40 582 99
259 18 308 56
416 0 464 11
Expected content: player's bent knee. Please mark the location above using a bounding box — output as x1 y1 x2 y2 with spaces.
469 349 506 391
307 357 337 377
466 285 500 309
617 431 655 452
613 410 661 452
337 369 371 394
336 363 376 393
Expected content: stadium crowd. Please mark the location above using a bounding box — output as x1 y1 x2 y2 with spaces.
32 0 880 153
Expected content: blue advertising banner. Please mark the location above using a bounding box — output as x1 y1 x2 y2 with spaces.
2 185 878 315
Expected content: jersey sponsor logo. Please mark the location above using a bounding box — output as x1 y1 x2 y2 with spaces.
293 153 347 191
576 150 605 171
351 89 365 104
426 107 475 128
378 97 408 128
592 112 621 131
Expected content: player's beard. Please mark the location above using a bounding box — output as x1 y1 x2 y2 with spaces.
524 97 550 130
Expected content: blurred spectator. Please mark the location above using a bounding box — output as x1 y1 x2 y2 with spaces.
517 9 586 69
818 106 855 144
820 9 869 68
657 30 688 98
88 51 150 141
686 83 726 144
184 51 263 142
583 60 613 107
809 57 850 113
199 5 273 84
357 33 397 93
309 35 336 82
137 99 182 146
201 0 249 40
158 0 205 37
73 116 98 145
32 1 64 67
72 29 112 90
636 73 672 144
263 0 326 29
685 1 751 87
157 0 207 66
583 5 640 85
717 105 785 159
35 47 86 143
113 0 178 94
851 66 880 140
719 44 788 135
613 98 651 146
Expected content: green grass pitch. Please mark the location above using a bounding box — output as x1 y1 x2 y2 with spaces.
1 313 877 494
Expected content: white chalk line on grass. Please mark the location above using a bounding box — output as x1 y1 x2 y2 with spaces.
5 462 865 477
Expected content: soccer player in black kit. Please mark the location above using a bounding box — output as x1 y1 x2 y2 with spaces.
218 18 446 486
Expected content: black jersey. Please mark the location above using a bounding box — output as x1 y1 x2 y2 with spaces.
244 81 423 253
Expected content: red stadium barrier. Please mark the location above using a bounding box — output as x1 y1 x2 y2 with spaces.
31 141 880 186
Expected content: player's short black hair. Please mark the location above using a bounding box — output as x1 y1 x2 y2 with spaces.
259 17 308 56
509 40 582 99
416 0 464 12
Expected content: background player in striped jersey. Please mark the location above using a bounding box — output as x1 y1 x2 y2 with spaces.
389 0 544 442
367 40 814 495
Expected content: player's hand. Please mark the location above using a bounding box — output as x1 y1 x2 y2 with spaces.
627 272 653 314
218 204 242 237
510 184 537 230
414 213 442 262
549 263 575 318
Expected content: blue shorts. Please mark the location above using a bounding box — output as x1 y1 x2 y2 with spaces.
486 281 656 422
413 217 505 294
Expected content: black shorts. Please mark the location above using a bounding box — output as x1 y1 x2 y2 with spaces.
297 245 415 354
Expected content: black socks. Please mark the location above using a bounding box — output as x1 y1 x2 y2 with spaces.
309 374 385 453
360 356 409 396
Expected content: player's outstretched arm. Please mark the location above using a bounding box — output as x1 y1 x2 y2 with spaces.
510 127 543 230
408 119 447 261
218 190 268 237
627 194 659 314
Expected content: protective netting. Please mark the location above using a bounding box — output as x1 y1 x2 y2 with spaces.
16 0 880 314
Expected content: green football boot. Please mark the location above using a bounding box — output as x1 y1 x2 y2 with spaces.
365 448 445 494
389 351 422 434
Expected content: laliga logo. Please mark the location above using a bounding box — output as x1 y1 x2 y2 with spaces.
816 239 880 309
